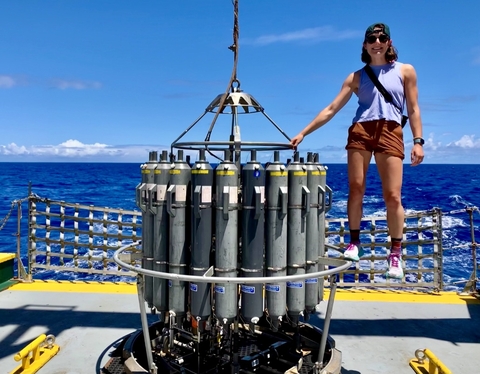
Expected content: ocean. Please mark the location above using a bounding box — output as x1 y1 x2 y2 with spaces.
0 162 479 288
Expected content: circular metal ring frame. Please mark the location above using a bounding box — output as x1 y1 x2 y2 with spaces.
114 242 352 284
171 141 293 152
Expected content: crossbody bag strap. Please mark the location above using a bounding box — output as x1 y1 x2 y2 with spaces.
363 65 402 112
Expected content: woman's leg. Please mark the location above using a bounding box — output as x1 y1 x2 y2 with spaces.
374 152 404 278
344 149 372 260
347 149 372 229
374 153 404 238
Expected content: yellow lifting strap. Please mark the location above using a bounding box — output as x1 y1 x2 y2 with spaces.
9 334 60 374
409 348 452 374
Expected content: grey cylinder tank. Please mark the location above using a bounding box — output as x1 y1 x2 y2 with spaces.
214 152 239 324
135 151 157 307
150 150 170 313
265 151 288 326
190 149 214 322
240 150 265 323
167 150 191 317
305 152 321 311
286 152 309 321
314 153 332 302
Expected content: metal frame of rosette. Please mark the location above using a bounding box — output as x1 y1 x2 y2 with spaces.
116 77 352 373
125 0 349 369
114 243 352 374
170 81 294 171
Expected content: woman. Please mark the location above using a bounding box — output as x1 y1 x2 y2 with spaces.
290 23 425 279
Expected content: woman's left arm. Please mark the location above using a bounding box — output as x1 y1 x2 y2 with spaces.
403 64 425 166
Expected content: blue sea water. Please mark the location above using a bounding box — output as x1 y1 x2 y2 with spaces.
0 162 479 287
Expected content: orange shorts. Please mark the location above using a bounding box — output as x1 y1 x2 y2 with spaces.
345 119 404 160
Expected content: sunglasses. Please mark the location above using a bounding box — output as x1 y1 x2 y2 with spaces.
365 34 390 44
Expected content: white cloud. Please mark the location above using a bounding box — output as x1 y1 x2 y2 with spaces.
244 26 359 46
0 140 152 160
50 79 102 90
0 75 17 88
0 143 29 155
2 133 480 164
424 133 441 151
408 134 480 164
447 135 480 148
0 139 266 163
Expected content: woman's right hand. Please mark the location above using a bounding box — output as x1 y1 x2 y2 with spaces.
290 133 304 149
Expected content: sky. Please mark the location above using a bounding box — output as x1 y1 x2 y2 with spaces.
1 0 479 164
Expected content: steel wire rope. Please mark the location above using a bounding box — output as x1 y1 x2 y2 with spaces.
0 195 32 231
203 0 240 162
0 201 17 231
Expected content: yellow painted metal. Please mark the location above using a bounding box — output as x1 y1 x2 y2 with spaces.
10 279 136 294
329 289 480 305
409 348 452 374
7 280 480 303
0 253 16 263
9 334 60 374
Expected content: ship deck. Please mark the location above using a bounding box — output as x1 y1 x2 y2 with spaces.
1 281 479 374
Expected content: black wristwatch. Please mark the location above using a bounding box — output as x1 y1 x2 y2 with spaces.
413 137 425 146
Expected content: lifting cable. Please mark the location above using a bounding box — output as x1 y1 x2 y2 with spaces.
204 0 239 146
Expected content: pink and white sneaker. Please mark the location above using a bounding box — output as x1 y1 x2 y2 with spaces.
343 242 364 262
386 254 404 279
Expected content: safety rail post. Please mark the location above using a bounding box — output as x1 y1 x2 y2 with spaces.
10 334 59 374
28 193 36 282
16 200 21 277
433 208 444 290
462 207 478 294
15 199 28 282
409 348 452 374
24 183 33 282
